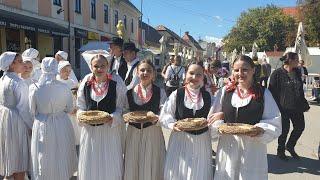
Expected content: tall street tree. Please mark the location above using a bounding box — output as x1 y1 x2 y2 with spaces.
298 0 320 46
223 5 296 53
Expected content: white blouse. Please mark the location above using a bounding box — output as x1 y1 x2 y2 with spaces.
160 87 210 130
208 86 282 144
125 58 140 90
124 83 167 111
77 73 127 128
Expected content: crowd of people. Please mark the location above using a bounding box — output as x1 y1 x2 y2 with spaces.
0 36 311 180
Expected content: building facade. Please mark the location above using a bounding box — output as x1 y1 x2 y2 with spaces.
0 0 140 77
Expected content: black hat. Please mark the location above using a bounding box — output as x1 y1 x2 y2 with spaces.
107 37 124 47
123 42 139 52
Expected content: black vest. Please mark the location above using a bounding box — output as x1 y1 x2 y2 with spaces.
222 88 264 125
175 87 211 135
109 56 128 81
84 80 117 113
125 61 139 86
127 84 161 114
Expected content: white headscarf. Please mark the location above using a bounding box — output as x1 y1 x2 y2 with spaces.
56 50 68 60
81 50 111 71
58 60 71 73
0 51 17 71
38 57 58 86
22 48 41 69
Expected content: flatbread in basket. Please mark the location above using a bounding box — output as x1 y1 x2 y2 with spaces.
123 111 158 123
78 110 112 125
175 118 208 131
218 123 263 135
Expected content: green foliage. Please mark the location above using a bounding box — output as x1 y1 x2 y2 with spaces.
299 0 320 46
223 5 296 53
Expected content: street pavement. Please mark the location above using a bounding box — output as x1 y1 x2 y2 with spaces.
162 103 320 180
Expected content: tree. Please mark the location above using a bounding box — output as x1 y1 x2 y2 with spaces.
298 0 320 46
223 5 296 53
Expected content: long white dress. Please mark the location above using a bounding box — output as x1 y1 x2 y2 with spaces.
159 88 213 180
30 80 78 180
57 76 80 145
124 84 167 180
0 72 32 176
208 87 282 180
77 73 127 180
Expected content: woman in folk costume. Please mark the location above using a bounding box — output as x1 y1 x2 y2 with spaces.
30 57 77 180
22 48 42 81
124 60 167 180
159 61 214 180
0 52 32 180
56 61 80 146
20 56 37 87
208 55 281 180
77 54 127 180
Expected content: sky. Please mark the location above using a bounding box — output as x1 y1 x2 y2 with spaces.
130 0 297 45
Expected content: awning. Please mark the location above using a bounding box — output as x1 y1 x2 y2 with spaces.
0 10 69 37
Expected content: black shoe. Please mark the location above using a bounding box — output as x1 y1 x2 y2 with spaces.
277 151 289 161
286 147 301 160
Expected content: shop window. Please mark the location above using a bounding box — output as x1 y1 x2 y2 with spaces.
131 19 134 33
53 0 61 6
91 0 96 19
104 4 108 24
114 10 118 27
6 29 20 52
75 0 81 13
53 36 62 56
123 15 127 30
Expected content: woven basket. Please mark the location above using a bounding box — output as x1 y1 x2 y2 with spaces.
218 123 262 135
123 111 158 123
78 110 112 125
175 118 208 131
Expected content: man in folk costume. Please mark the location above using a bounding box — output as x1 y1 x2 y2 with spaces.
123 42 140 90
55 50 79 84
108 37 128 81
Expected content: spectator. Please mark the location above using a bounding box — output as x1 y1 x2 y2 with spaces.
298 60 308 84
260 58 272 86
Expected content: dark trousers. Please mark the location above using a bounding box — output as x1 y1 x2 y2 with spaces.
165 86 178 97
278 110 305 152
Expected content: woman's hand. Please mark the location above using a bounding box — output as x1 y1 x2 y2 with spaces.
247 126 265 137
208 112 224 125
173 123 182 132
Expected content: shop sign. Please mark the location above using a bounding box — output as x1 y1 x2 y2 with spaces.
88 32 100 40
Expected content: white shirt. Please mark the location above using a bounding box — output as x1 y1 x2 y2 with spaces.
125 57 140 90
159 87 210 130
165 65 185 87
111 56 122 74
77 73 127 128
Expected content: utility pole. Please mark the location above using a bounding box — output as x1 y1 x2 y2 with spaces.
67 0 71 62
140 0 143 48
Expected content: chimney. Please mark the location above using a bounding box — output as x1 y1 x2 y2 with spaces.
185 31 189 35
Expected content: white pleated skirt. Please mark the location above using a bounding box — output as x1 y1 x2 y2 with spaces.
69 114 81 145
78 123 123 180
31 113 78 180
124 124 166 180
164 131 213 180
0 107 30 176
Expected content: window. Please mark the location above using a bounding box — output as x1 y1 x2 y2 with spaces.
104 4 108 24
53 0 61 6
91 0 96 19
75 0 81 13
114 10 118 27
123 15 127 30
131 19 134 33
